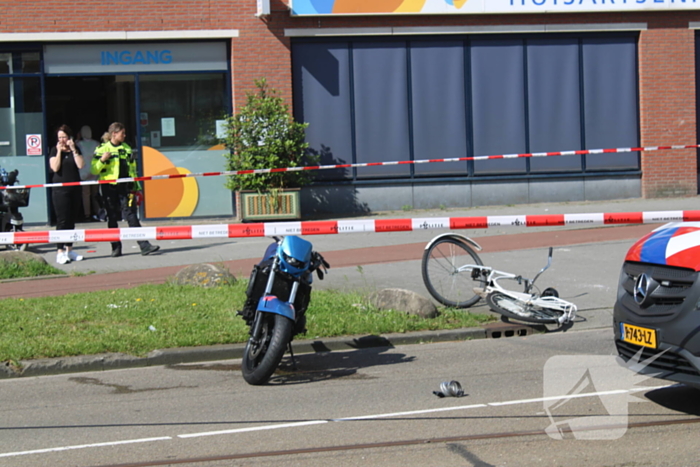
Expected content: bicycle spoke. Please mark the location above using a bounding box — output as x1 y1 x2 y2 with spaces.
422 238 483 308
430 245 458 274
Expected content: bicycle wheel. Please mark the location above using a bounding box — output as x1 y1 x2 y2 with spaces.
485 292 560 324
422 238 484 308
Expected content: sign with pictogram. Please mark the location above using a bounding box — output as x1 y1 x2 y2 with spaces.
26 134 42 155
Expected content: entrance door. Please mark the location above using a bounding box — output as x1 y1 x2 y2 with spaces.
45 75 136 154
44 75 137 224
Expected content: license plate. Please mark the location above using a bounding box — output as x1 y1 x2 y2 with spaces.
620 323 657 349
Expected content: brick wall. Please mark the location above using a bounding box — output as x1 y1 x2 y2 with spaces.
231 3 293 111
639 25 697 197
0 1 241 31
3 2 698 197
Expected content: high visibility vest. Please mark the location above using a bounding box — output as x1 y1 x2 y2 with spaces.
91 141 141 189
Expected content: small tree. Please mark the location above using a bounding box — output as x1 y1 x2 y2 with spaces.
221 78 316 194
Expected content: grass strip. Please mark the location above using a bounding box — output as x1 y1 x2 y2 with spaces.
0 281 493 362
0 255 64 280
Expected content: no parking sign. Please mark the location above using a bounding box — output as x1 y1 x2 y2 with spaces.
26 134 42 155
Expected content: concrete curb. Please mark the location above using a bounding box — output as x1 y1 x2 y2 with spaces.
0 324 510 379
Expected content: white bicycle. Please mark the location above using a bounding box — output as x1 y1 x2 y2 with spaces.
422 234 577 326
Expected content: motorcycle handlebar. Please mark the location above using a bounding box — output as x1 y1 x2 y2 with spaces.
310 251 330 280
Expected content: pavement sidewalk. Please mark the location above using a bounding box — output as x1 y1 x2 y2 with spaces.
2 195 698 378
0 222 655 299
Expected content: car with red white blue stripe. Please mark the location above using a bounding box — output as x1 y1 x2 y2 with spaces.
614 222 700 388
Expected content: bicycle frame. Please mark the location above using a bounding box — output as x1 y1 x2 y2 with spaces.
469 263 577 325
421 235 576 324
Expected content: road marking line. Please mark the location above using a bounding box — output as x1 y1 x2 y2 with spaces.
0 384 673 457
487 389 631 407
178 420 328 439
0 436 172 458
174 387 668 440
332 404 488 421
176 386 674 439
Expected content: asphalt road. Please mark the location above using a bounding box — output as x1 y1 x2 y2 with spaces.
2 196 700 466
1 328 699 467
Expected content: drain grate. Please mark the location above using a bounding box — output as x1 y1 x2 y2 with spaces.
482 321 535 339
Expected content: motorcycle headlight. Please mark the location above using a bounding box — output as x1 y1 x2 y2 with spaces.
282 251 305 269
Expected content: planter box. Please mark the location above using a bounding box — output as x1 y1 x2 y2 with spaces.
236 189 301 221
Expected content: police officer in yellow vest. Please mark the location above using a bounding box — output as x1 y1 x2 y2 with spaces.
91 122 160 257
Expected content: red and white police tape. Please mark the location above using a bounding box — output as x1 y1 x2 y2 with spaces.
1 143 698 190
2 210 699 245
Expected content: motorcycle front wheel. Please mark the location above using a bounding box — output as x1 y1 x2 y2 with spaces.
242 312 293 385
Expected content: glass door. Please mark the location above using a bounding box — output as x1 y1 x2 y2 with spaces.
138 72 231 219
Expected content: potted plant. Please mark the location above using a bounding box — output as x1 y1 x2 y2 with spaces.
221 78 317 221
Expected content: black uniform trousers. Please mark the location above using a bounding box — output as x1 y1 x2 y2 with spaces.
100 183 152 252
51 186 82 250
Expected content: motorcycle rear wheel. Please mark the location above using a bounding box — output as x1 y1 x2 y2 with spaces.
242 312 293 385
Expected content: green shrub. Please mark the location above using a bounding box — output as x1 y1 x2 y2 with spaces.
220 78 318 194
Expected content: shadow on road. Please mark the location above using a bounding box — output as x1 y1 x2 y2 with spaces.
268 342 415 385
645 384 700 415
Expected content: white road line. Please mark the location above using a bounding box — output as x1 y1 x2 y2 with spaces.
332 404 488 421
0 436 172 458
180 386 670 438
487 389 631 407
629 384 670 393
178 420 329 439
0 384 672 458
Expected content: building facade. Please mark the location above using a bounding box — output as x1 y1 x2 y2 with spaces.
0 1 698 223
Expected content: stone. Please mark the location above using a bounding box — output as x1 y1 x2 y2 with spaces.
172 263 237 288
369 288 439 319
0 250 48 265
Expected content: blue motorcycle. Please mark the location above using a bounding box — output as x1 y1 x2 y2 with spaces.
239 235 329 385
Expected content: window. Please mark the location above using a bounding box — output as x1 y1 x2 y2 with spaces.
139 73 227 150
0 76 42 157
139 72 231 218
293 33 640 181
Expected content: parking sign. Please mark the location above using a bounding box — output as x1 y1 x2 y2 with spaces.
26 134 42 155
